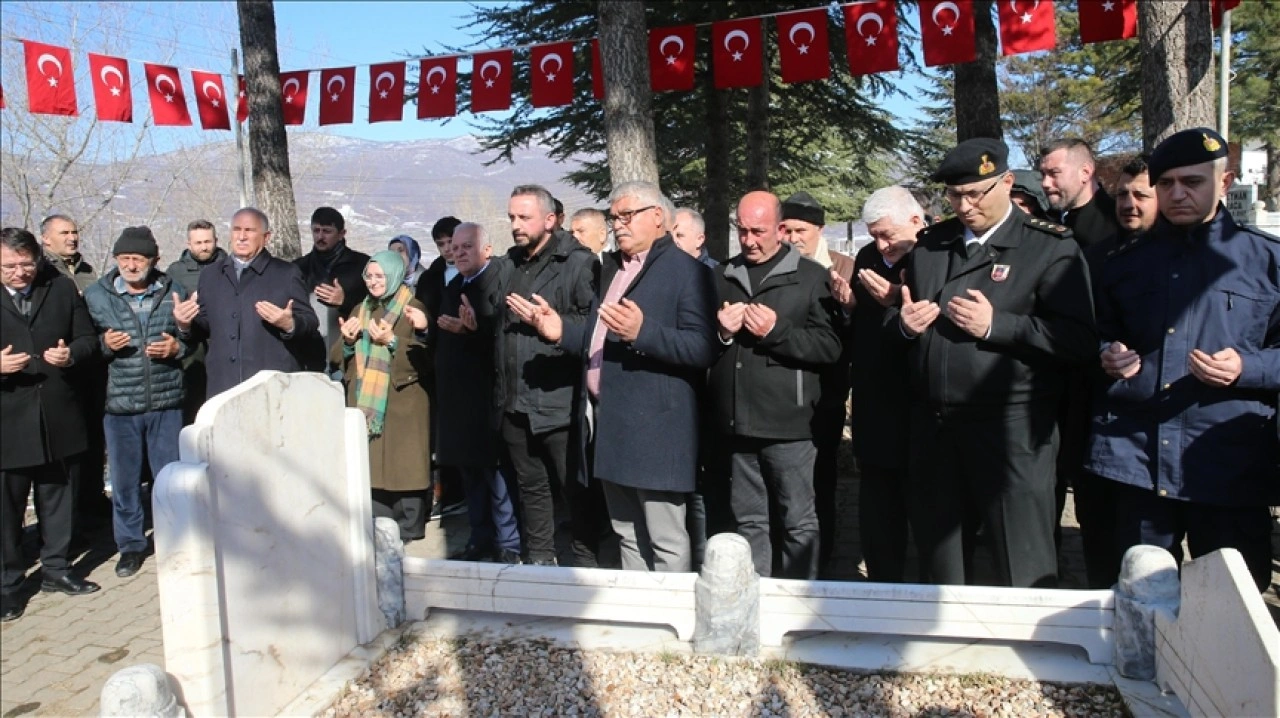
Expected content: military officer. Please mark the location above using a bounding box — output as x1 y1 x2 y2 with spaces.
891 137 1097 588
1086 127 1279 593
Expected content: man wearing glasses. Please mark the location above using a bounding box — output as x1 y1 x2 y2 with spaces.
891 138 1097 588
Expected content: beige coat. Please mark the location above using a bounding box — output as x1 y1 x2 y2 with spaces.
332 298 431 492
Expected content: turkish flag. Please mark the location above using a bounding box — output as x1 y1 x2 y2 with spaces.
319 67 354 125
23 41 77 116
279 70 309 125
144 63 192 126
190 70 229 130
471 49 513 113
998 0 1056 55
592 40 604 100
368 62 405 123
1212 0 1241 29
712 18 763 89
235 75 248 123
844 0 900 76
0 84 5 110
919 0 977 67
88 53 132 122
531 41 575 108
1078 0 1136 44
776 9 829 84
649 25 696 93
417 57 457 119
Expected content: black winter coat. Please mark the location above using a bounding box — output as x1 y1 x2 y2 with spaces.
1 267 98 469
165 247 227 294
708 243 843 440
188 250 320 397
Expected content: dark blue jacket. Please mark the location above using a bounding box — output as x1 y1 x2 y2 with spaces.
1086 207 1280 506
83 269 188 415
560 236 720 492
187 250 319 397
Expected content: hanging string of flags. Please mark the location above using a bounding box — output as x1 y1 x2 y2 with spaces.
5 0 1237 127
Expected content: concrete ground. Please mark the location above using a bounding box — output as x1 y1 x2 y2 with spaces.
2 453 1277 717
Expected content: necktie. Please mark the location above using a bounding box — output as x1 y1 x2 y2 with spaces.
13 292 30 317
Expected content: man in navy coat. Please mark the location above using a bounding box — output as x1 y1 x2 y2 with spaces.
173 207 319 398
508 181 720 572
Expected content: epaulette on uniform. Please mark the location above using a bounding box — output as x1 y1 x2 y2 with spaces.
1105 232 1147 259
1026 217 1070 238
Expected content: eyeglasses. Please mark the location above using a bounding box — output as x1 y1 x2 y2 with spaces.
606 206 655 226
362 273 387 282
945 175 1005 205
0 262 37 273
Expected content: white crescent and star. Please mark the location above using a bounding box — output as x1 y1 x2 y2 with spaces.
857 12 885 46
539 52 562 82
1101 0 1116 11
1009 0 1039 23
37 53 63 87
659 35 685 66
201 80 222 107
423 65 448 95
154 73 177 102
282 77 300 103
788 21 815 55
933 1 962 35
99 64 124 97
479 59 502 88
326 73 346 102
723 28 751 62
374 70 396 99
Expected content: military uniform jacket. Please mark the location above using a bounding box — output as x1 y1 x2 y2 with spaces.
891 209 1097 410
1086 208 1280 506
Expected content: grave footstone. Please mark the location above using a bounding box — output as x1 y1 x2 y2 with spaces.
692 533 759 656
374 516 406 629
99 663 185 718
1113 544 1179 679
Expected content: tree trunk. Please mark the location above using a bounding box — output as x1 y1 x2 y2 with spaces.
703 53 731 261
744 18 770 189
237 0 301 259
597 0 660 190
1267 141 1279 211
954 0 1002 141
1138 0 1215 151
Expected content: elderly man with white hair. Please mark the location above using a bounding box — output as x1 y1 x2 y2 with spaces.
841 185 926 583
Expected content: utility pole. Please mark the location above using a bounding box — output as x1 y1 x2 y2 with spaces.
1218 8 1232 141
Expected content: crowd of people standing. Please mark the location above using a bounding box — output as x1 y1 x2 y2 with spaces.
1 127 1275 623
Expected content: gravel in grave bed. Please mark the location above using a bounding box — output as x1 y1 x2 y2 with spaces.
324 634 1130 718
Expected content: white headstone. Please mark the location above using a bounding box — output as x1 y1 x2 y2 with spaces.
153 371 379 716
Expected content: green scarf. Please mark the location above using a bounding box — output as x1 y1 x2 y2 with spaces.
353 251 409 437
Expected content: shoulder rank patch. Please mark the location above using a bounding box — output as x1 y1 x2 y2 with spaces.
1104 234 1147 259
1028 217 1069 236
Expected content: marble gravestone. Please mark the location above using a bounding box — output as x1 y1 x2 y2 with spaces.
153 371 381 717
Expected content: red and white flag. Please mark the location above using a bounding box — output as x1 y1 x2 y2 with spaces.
418 57 457 119
531 41 575 108
191 70 229 130
471 49 512 113
776 8 829 84
235 75 249 123
649 25 696 93
998 0 1056 55
712 18 763 89
919 0 977 67
0 84 5 110
368 61 405 123
279 70 309 125
1212 0 1241 29
23 40 77 116
88 53 131 122
144 63 191 126
319 67 354 125
844 0 900 76
591 40 605 100
1078 0 1136 44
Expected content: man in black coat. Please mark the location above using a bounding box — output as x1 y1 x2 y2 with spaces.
510 182 720 572
295 207 369 374
434 224 520 564
1 228 102 621
838 185 928 583
708 191 843 579
497 185 597 567
891 138 1097 588
166 219 227 423
173 208 319 397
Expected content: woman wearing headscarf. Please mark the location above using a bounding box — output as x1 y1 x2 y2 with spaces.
388 235 426 289
333 251 432 542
